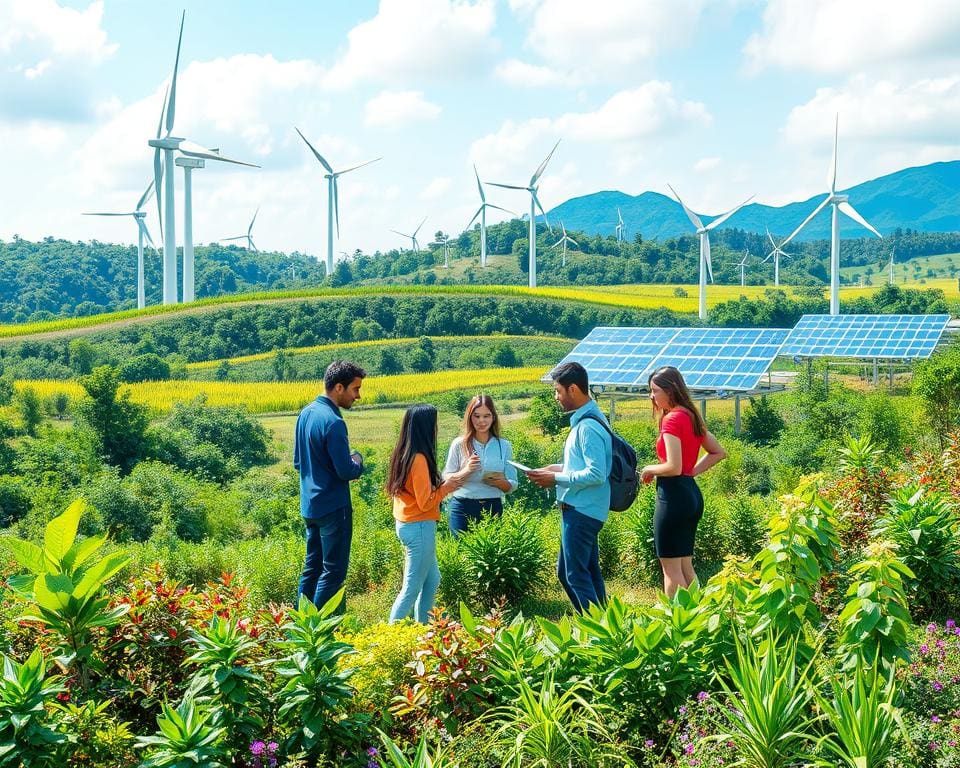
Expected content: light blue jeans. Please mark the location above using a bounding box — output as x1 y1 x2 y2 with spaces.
389 520 441 624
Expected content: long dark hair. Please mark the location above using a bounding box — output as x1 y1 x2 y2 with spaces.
460 394 501 458
648 366 707 437
386 404 441 495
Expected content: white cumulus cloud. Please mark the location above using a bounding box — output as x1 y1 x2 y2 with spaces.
325 0 497 88
744 0 960 74
694 157 721 173
420 177 452 199
365 90 442 128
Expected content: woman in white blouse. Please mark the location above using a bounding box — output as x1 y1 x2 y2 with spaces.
442 394 518 538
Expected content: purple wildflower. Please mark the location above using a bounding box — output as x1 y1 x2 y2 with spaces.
928 622 939 634
932 715 942 723
933 680 944 692
697 691 710 702
644 739 655 749
920 644 930 654
250 741 266 756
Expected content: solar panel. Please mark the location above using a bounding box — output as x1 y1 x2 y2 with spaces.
782 314 950 359
548 327 681 386
647 328 790 392
547 326 788 392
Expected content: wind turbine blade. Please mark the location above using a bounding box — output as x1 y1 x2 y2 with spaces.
488 182 526 191
838 201 882 238
389 229 411 238
705 194 755 231
762 251 774 263
138 218 157 250
294 127 334 173
83 212 135 216
248 207 259 235
467 205 483 228
828 113 838 193
413 217 427 237
250 238 258 253
531 190 550 229
667 184 703 231
551 237 563 248
165 11 185 135
568 237 578 247
765 226 777 249
154 86 167 241
703 236 713 283
333 177 340 237
178 140 260 167
617 207 624 226
530 139 560 186
336 157 381 175
474 164 485 202
221 235 246 241
136 182 154 212
486 203 515 216
783 195 831 246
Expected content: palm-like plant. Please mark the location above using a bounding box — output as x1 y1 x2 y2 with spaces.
374 729 456 768
814 656 905 768
484 671 633 768
0 649 66 767
711 633 819 768
135 697 228 768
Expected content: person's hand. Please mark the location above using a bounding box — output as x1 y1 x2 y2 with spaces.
640 465 655 483
351 450 363 467
527 468 556 488
459 453 481 478
481 471 505 487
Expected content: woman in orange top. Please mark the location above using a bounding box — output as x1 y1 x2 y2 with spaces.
387 404 475 623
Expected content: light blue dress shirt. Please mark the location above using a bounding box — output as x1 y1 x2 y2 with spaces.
443 435 519 499
555 399 612 522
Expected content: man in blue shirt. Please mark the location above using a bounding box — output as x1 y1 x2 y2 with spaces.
294 360 366 613
528 362 612 612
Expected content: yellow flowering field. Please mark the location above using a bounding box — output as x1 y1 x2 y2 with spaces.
16 366 547 416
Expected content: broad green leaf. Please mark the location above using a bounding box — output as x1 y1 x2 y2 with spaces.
459 601 476 635
61 534 107 573
44 499 85 566
0 537 45 574
73 552 130 599
34 573 74 612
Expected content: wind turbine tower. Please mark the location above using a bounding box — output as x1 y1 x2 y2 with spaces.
668 184 754 320
736 251 749 287
390 218 427 252
763 226 791 287
222 207 261 251
777 115 882 314
83 183 158 310
551 221 577 268
468 165 512 268
296 128 380 275
615 208 624 243
148 12 186 305
490 140 560 288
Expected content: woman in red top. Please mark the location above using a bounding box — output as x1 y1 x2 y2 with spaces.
640 366 727 598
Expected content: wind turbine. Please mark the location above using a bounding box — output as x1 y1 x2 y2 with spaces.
886 242 898 286
83 182 158 310
437 234 451 268
221 207 260 251
763 226 791 287
668 184 754 320
176 145 258 302
735 251 749 287
778 115 882 314
295 127 380 275
390 217 427 253
148 11 186 305
490 140 560 288
467 165 512 268
615 207 625 243
551 221 578 267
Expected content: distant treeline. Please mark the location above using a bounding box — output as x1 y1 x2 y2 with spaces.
2 227 959 322
0 286 948 381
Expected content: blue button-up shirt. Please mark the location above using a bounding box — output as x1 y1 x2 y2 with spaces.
555 399 612 522
294 395 363 519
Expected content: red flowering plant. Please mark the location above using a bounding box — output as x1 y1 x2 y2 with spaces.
97 564 287 728
909 430 960 501
391 603 502 739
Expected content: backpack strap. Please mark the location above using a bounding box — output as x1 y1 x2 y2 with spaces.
580 412 614 438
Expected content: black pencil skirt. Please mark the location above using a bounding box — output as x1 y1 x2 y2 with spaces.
653 475 704 558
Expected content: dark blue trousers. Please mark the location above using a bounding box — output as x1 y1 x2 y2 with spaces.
298 506 352 614
557 505 606 613
448 496 503 538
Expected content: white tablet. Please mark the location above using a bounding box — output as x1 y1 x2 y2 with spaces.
507 460 533 473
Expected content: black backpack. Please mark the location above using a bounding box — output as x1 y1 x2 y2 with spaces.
581 414 639 512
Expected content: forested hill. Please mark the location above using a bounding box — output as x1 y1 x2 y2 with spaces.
3 225 960 323
546 160 960 241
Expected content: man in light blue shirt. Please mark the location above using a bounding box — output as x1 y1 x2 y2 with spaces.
528 361 612 612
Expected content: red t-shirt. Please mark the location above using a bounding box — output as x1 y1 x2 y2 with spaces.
655 408 704 476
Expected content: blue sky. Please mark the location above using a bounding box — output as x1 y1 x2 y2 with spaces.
1 0 958 258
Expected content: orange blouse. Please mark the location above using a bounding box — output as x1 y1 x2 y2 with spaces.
392 453 454 523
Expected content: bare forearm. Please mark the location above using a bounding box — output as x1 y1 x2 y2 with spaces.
692 452 724 477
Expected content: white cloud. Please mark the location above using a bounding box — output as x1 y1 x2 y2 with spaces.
784 75 960 146
364 90 441 128
504 0 704 82
325 0 497 88
420 177 452 199
494 59 566 87
0 0 117 122
744 0 960 74
694 157 721 173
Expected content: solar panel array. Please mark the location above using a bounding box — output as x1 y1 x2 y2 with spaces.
549 327 789 392
782 314 950 359
549 314 950 393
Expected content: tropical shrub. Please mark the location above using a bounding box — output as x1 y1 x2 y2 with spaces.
51 698 136 768
135 697 229 768
741 395 784 447
0 648 66 767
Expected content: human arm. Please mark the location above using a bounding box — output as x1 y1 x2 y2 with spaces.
640 433 682 482
442 439 461 480
550 422 608 489
486 440 519 493
691 431 726 477
326 419 363 481
410 454 462 511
